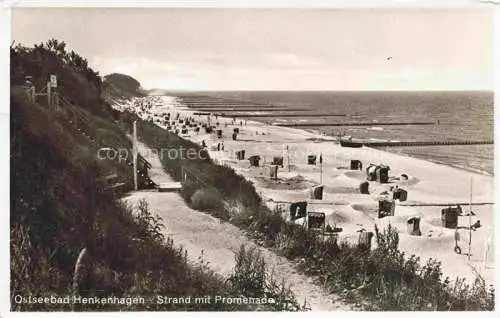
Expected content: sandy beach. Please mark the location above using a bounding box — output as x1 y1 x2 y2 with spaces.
116 95 494 286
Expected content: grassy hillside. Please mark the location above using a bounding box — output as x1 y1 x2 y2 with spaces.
10 39 300 311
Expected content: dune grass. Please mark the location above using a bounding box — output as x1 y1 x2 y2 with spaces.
132 116 494 311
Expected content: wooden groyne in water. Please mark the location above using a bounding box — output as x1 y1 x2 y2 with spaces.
278 121 436 127
182 104 285 108
217 112 347 118
399 202 493 207
186 107 310 112
365 140 493 147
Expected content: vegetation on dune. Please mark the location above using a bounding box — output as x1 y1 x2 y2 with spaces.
10 39 301 311
103 73 146 98
133 116 495 311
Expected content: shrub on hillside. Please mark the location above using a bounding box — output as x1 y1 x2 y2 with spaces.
190 187 226 215
227 245 306 311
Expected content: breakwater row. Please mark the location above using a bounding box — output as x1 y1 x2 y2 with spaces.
217 113 347 117
365 140 493 147
277 121 437 127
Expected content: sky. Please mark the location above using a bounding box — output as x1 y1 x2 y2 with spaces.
11 7 494 91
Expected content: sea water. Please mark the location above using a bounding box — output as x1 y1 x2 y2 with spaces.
179 91 494 175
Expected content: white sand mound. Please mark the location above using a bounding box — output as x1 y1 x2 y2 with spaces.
343 170 367 180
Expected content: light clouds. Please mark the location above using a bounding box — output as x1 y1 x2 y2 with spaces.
11 8 494 91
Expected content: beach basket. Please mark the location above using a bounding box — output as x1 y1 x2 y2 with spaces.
350 160 363 170
249 155 261 167
194 127 200 132
272 156 284 167
357 231 374 250
236 150 246 160
366 164 377 181
310 185 324 200
359 181 369 194
378 199 395 218
376 165 390 183
181 129 188 134
290 201 307 220
393 188 408 201
216 129 223 138
307 155 317 165
307 212 326 231
407 216 422 236
266 165 279 180
205 127 213 134
232 133 237 140
441 207 459 228
233 128 240 134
